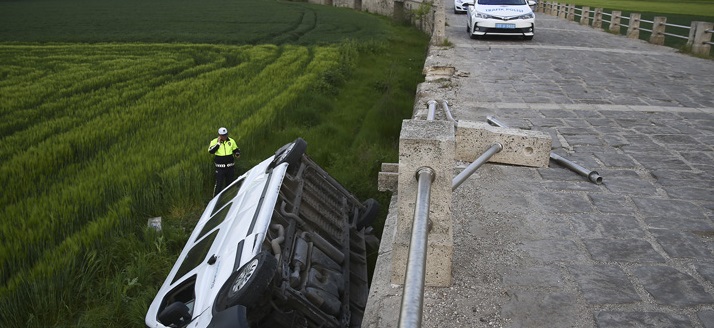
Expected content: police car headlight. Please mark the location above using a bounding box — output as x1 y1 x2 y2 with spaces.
476 12 495 19
518 13 535 19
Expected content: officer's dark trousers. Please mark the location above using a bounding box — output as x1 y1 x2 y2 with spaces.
213 166 235 196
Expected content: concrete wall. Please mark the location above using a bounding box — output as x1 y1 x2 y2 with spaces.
360 0 395 17
306 0 439 37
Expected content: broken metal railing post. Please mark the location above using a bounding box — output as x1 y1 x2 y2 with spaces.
427 100 437 121
441 100 457 124
398 167 435 328
451 143 503 191
549 152 603 184
484 115 509 130
486 116 603 184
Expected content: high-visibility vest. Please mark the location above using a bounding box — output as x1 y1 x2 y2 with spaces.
208 137 240 166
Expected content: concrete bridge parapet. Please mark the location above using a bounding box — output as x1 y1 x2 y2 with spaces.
380 112 552 289
391 119 456 287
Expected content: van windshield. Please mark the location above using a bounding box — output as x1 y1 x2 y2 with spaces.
478 0 526 5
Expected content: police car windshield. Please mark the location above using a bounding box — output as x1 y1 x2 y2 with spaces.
478 0 526 5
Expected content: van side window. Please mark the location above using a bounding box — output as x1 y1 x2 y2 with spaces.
212 178 244 216
172 230 220 284
196 202 232 241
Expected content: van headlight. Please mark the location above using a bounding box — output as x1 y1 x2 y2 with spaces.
518 13 535 19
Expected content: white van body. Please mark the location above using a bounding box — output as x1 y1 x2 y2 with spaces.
145 138 378 328
465 0 536 39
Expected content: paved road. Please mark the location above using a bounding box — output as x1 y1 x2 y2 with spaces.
364 3 714 328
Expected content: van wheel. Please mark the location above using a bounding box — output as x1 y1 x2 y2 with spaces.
268 138 307 171
357 198 380 230
214 251 277 312
158 302 191 327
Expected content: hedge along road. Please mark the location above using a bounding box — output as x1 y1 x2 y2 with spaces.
365 1 714 327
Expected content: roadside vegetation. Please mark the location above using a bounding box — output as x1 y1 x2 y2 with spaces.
0 0 429 327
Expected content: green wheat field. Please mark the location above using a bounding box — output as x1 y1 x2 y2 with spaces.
0 0 429 326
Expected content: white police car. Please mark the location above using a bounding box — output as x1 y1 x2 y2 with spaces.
145 138 379 328
465 0 536 40
454 0 469 14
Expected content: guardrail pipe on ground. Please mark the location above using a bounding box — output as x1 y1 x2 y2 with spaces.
451 143 503 191
398 167 436 328
549 153 603 184
486 116 603 184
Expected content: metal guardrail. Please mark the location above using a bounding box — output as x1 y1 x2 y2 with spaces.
398 101 444 328
399 104 604 328
538 1 713 55
398 167 435 328
441 100 457 124
452 143 502 191
426 100 437 121
398 101 509 328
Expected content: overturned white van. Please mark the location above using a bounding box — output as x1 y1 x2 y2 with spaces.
146 138 379 328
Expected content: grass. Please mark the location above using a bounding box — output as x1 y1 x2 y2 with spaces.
0 0 390 44
0 0 430 326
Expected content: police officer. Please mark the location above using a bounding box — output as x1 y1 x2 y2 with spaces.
208 127 241 196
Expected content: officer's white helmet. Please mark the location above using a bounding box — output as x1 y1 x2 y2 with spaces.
218 127 228 135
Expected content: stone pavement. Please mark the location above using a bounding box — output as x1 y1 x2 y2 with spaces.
363 4 714 328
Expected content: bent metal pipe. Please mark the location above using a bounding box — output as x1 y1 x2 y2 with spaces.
452 143 503 191
486 115 603 184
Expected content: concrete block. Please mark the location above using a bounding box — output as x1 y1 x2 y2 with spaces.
392 119 454 287
455 120 551 168
378 163 399 192
391 233 453 286
423 66 455 82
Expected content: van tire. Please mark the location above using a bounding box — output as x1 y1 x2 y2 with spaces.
215 251 277 312
356 198 380 230
158 301 191 327
269 138 307 171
